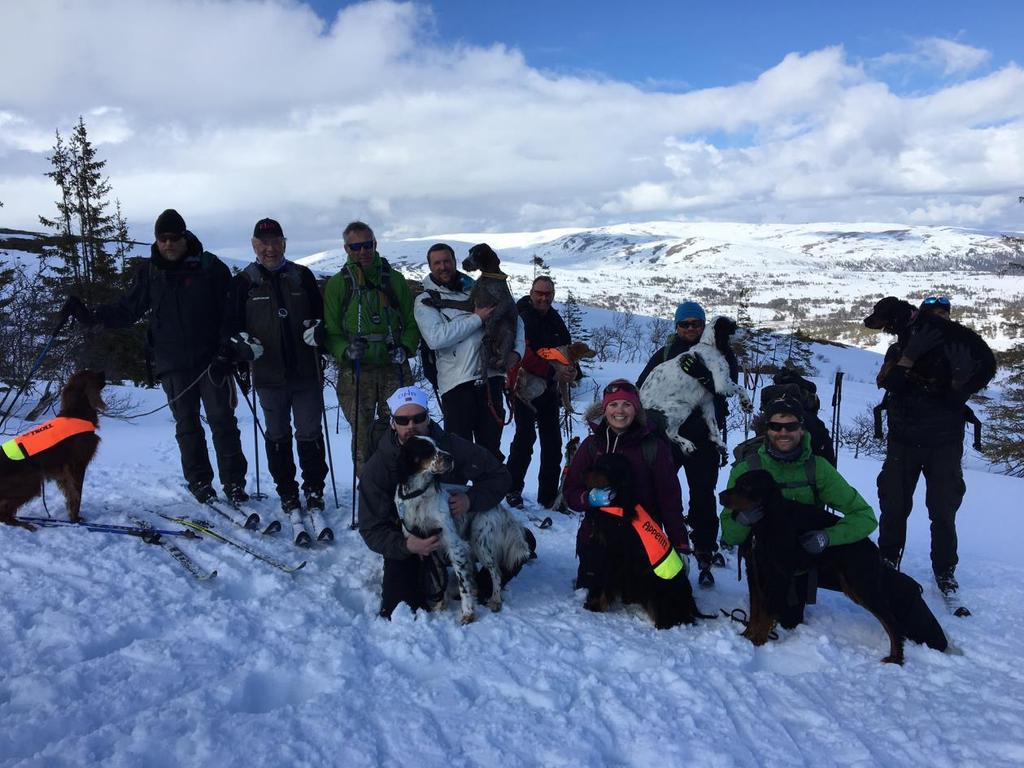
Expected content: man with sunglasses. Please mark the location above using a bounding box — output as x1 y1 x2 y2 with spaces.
60 209 247 504
505 276 580 509
637 301 739 587
324 221 419 475
357 386 524 618
221 218 329 516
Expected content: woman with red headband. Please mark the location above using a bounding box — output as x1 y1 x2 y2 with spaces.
563 379 692 589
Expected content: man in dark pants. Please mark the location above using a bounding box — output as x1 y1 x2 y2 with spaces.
872 296 995 601
413 243 524 461
222 218 328 515
62 209 247 503
637 300 738 587
358 386 524 618
505 276 579 509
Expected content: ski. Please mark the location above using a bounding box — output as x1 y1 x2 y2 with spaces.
16 516 195 539
158 513 306 573
525 511 553 530
205 498 261 531
129 517 217 581
942 593 971 618
287 508 312 548
307 506 334 542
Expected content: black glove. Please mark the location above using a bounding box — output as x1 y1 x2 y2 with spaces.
210 353 234 379
346 336 368 361
60 295 95 327
389 345 408 365
902 325 943 363
229 333 264 361
734 506 764 526
799 530 829 555
302 319 326 348
679 354 715 391
945 342 976 390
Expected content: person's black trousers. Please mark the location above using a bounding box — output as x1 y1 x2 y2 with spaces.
441 377 506 462
877 437 965 575
674 439 721 555
507 387 563 506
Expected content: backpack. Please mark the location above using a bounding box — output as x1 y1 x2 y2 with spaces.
335 258 406 339
762 371 821 415
732 436 820 506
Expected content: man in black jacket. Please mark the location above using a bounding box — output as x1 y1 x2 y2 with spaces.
358 386 516 618
637 300 738 587
222 218 328 514
505 276 578 509
62 209 247 503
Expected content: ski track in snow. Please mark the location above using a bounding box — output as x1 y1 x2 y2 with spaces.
2 357 1024 767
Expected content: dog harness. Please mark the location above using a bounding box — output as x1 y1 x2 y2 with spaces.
2 417 96 461
598 504 684 580
537 347 571 366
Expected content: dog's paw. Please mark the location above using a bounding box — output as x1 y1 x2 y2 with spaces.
675 437 697 455
487 597 503 613
459 611 476 625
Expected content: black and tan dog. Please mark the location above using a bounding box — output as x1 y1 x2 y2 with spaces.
1 370 106 529
579 453 703 629
720 469 948 662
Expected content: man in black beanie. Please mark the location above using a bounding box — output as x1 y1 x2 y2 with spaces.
61 209 248 504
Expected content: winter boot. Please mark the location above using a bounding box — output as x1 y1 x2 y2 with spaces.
224 484 249 505
696 552 715 588
305 489 325 512
189 481 217 504
280 492 302 514
505 491 525 509
935 567 959 597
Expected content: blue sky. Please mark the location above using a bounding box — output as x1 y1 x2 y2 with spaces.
1 0 1022 251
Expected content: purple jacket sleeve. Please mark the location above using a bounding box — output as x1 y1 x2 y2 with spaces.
651 439 691 552
564 437 598 512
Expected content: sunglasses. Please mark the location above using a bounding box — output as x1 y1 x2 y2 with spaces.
766 421 802 433
677 320 704 329
922 296 951 308
346 240 375 252
392 411 429 426
603 380 638 396
156 233 184 243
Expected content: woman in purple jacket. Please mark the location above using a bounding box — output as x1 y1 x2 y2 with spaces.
564 380 692 587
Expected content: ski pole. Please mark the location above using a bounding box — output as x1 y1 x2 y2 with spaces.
351 358 361 529
0 316 68 432
831 370 844 466
249 362 265 500
314 351 340 510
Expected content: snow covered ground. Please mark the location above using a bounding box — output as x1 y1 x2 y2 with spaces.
2 345 1023 767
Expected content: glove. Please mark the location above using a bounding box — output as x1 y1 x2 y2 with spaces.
680 354 714 391
302 319 325 348
734 506 764 527
945 342 976 390
235 364 252 396
587 487 615 507
229 332 264 361
389 345 408 365
346 336 368 361
718 445 729 468
60 295 95 327
799 530 829 555
901 325 943 362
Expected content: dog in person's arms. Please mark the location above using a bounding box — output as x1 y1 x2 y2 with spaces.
578 453 703 629
1 370 106 529
639 315 752 457
395 435 533 624
719 469 949 663
462 243 518 374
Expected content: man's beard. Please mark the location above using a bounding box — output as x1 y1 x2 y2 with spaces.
439 271 462 290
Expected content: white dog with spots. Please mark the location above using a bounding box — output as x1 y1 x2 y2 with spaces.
639 315 752 458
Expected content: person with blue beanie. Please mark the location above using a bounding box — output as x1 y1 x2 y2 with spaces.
637 300 739 588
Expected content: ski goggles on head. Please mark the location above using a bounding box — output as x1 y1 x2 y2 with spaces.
766 420 803 433
603 380 638 397
392 410 428 426
922 296 950 308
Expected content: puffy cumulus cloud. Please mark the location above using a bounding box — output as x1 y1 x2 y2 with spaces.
1 1 1022 251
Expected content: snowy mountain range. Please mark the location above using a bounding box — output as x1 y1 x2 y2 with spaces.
298 221 1024 352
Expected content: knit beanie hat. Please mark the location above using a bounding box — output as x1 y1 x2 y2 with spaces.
762 392 805 422
602 379 642 412
154 209 186 237
674 301 706 324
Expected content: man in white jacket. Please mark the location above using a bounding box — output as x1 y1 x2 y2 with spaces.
414 243 524 461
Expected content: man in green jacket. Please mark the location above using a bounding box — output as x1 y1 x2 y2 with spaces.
720 394 878 627
323 221 419 474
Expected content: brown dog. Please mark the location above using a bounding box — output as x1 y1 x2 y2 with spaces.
0 370 106 529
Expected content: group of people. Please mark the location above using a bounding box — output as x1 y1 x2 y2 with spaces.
61 208 993 621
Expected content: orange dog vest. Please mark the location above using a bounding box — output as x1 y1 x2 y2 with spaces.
2 417 97 461
537 347 572 366
598 504 684 579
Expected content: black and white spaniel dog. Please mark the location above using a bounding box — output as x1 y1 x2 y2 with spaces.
639 315 752 456
395 435 533 624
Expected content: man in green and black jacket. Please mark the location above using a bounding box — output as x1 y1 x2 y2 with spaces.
323 221 419 474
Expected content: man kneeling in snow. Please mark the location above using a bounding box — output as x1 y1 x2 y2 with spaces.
358 386 532 619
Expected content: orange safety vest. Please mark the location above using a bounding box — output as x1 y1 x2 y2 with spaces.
598 504 684 580
2 417 96 461
537 347 572 366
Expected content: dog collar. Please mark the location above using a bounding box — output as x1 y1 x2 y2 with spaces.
397 479 436 501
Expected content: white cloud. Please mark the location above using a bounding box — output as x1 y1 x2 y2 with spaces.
875 36 992 78
0 1 1021 251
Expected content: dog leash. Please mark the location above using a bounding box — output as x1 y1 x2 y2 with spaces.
106 364 215 420
720 608 779 641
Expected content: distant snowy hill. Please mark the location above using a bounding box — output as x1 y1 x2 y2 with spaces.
296 221 1024 351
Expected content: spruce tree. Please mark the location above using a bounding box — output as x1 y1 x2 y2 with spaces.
982 344 1024 476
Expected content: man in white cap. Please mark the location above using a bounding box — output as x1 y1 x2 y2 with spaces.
358 385 526 618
